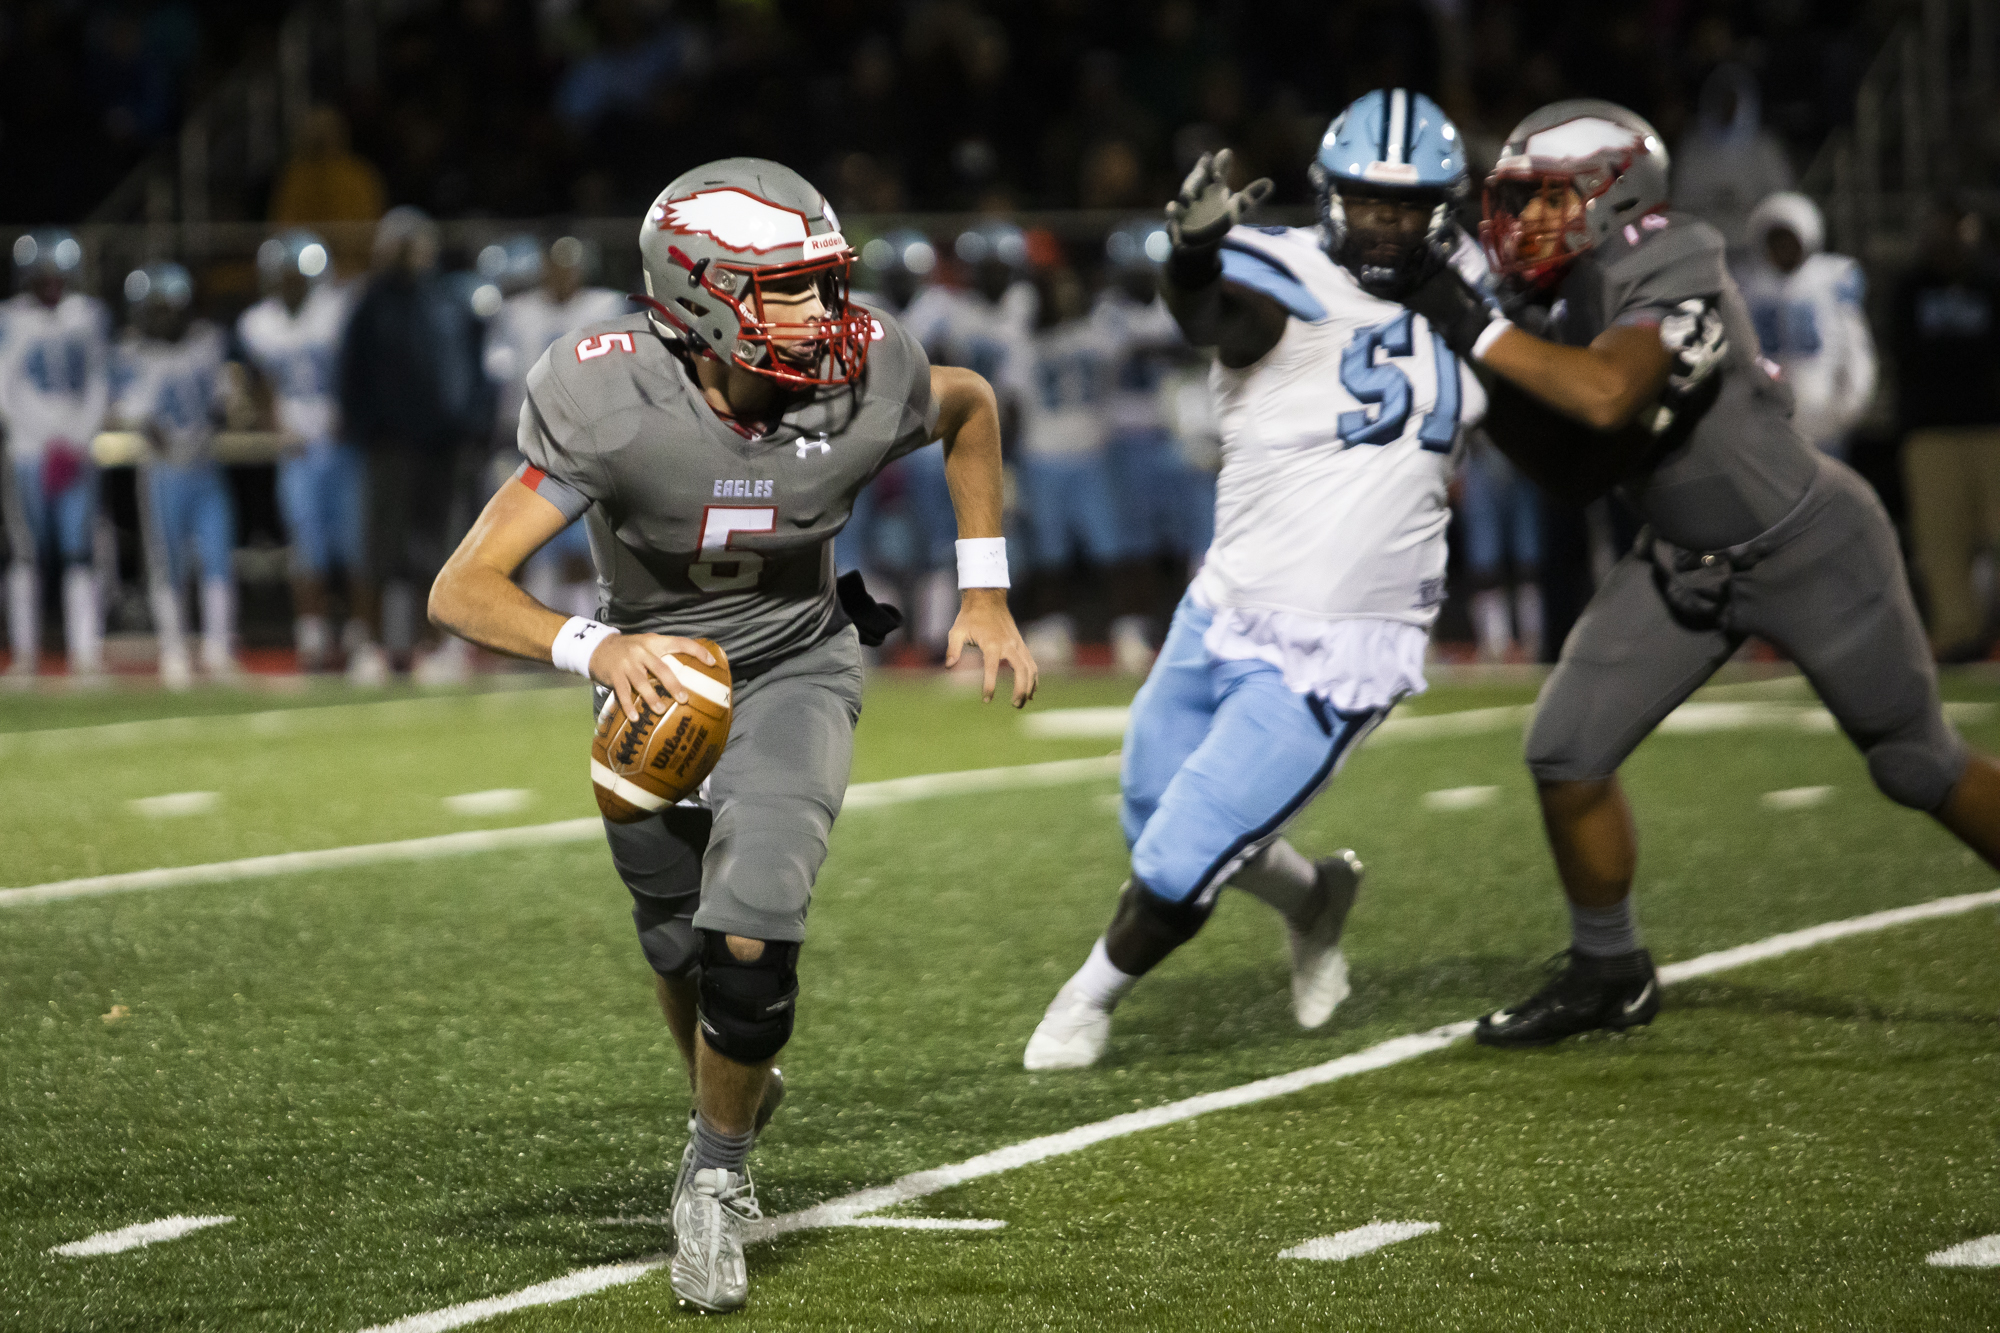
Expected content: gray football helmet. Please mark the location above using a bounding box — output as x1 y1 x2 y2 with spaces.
1483 99 1670 288
638 157 869 388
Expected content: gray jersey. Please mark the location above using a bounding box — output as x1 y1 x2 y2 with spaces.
1551 212 1819 551
516 305 937 676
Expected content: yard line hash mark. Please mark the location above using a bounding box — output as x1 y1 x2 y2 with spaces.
1423 785 1497 810
128 791 219 818
1761 785 1833 810
1927 1234 2000 1268
51 1215 233 1256
1 756 1123 907
353 885 2000 1333
440 789 533 816
1279 1221 1440 1261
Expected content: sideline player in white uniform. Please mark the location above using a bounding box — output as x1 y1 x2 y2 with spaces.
234 230 366 674
111 263 238 686
0 229 111 676
484 235 629 619
1027 90 1486 1069
1735 191 1877 457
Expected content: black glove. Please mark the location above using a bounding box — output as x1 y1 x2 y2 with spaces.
836 570 904 648
1404 264 1500 359
1163 148 1274 289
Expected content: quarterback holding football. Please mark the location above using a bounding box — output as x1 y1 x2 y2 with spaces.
430 158 1035 1313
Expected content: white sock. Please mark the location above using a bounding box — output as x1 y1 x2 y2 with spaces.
1229 838 1317 921
1514 582 1544 661
150 583 188 659
7 562 37 666
1060 937 1138 1012
200 580 235 670
62 567 103 673
295 614 331 666
1471 588 1510 662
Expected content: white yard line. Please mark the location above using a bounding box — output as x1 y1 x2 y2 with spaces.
355 883 2000 1332
1279 1221 1440 1261
51 1214 233 1256
0 683 583 758
0 756 1125 908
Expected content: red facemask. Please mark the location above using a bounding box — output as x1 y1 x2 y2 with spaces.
643 247 874 389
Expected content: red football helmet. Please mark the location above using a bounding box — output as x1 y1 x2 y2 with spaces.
1482 100 1670 289
637 159 872 389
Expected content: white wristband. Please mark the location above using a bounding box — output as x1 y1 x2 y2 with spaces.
1470 316 1514 363
551 616 618 678
956 537 1010 589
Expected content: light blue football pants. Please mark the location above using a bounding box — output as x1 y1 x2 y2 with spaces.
1120 594 1384 905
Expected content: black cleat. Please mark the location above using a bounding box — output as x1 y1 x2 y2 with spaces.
1474 949 1660 1048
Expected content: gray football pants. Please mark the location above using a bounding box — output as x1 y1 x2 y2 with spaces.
603 625 865 977
1528 456 1968 811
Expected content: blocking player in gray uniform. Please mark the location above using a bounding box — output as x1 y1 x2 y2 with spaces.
1403 100 2000 1047
428 158 1035 1313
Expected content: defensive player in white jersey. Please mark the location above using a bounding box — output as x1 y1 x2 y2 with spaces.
484 235 629 620
111 264 237 686
234 231 368 675
1735 191 1878 457
1027 90 1486 1070
0 229 111 676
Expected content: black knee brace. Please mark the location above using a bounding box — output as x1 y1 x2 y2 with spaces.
1864 713 1969 813
1105 876 1214 975
696 931 799 1065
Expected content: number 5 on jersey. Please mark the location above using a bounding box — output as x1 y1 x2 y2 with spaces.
690 506 776 592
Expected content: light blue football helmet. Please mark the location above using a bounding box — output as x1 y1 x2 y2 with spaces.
477 234 545 295
1104 218 1172 273
14 228 83 294
1307 88 1468 295
124 261 194 311
257 229 332 291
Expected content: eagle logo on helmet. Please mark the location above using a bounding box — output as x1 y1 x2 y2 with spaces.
655 188 815 254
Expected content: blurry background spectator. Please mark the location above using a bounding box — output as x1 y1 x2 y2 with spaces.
270 107 387 236
1735 191 1877 459
338 206 491 683
1673 63 1796 256
1894 200 2000 663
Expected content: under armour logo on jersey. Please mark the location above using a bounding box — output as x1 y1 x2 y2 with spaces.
576 331 635 362
795 433 832 458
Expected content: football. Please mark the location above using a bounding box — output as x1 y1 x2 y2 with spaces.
589 639 733 823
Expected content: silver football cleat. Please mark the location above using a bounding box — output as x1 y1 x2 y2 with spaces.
670 1167 761 1313
1288 850 1363 1029
1023 989 1112 1070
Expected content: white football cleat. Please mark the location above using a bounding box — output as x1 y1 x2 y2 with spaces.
671 1167 760 1313
1023 990 1112 1070
346 641 390 687
1288 849 1364 1029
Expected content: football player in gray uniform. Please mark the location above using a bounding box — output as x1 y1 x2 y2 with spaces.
1402 100 2000 1047
429 158 1036 1312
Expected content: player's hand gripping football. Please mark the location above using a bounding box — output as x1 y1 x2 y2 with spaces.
590 632 720 722
1165 149 1275 252
948 588 1038 708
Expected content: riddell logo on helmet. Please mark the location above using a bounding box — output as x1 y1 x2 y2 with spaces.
654 188 828 254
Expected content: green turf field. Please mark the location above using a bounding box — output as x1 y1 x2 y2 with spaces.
3 668 1997 1330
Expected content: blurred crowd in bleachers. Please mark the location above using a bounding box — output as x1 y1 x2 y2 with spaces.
3 0 1885 224
4 0 2000 684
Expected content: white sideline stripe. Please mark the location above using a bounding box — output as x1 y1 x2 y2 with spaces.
357 1261 662 1333
1655 888 2000 983
51 1214 233 1256
1928 1234 2000 1268
1279 1221 1440 1261
588 759 669 812
841 1217 1007 1231
0 683 583 757
362 883 2000 1332
0 756 1126 907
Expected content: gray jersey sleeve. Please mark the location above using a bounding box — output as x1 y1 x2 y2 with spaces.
516 322 641 520
869 307 941 466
